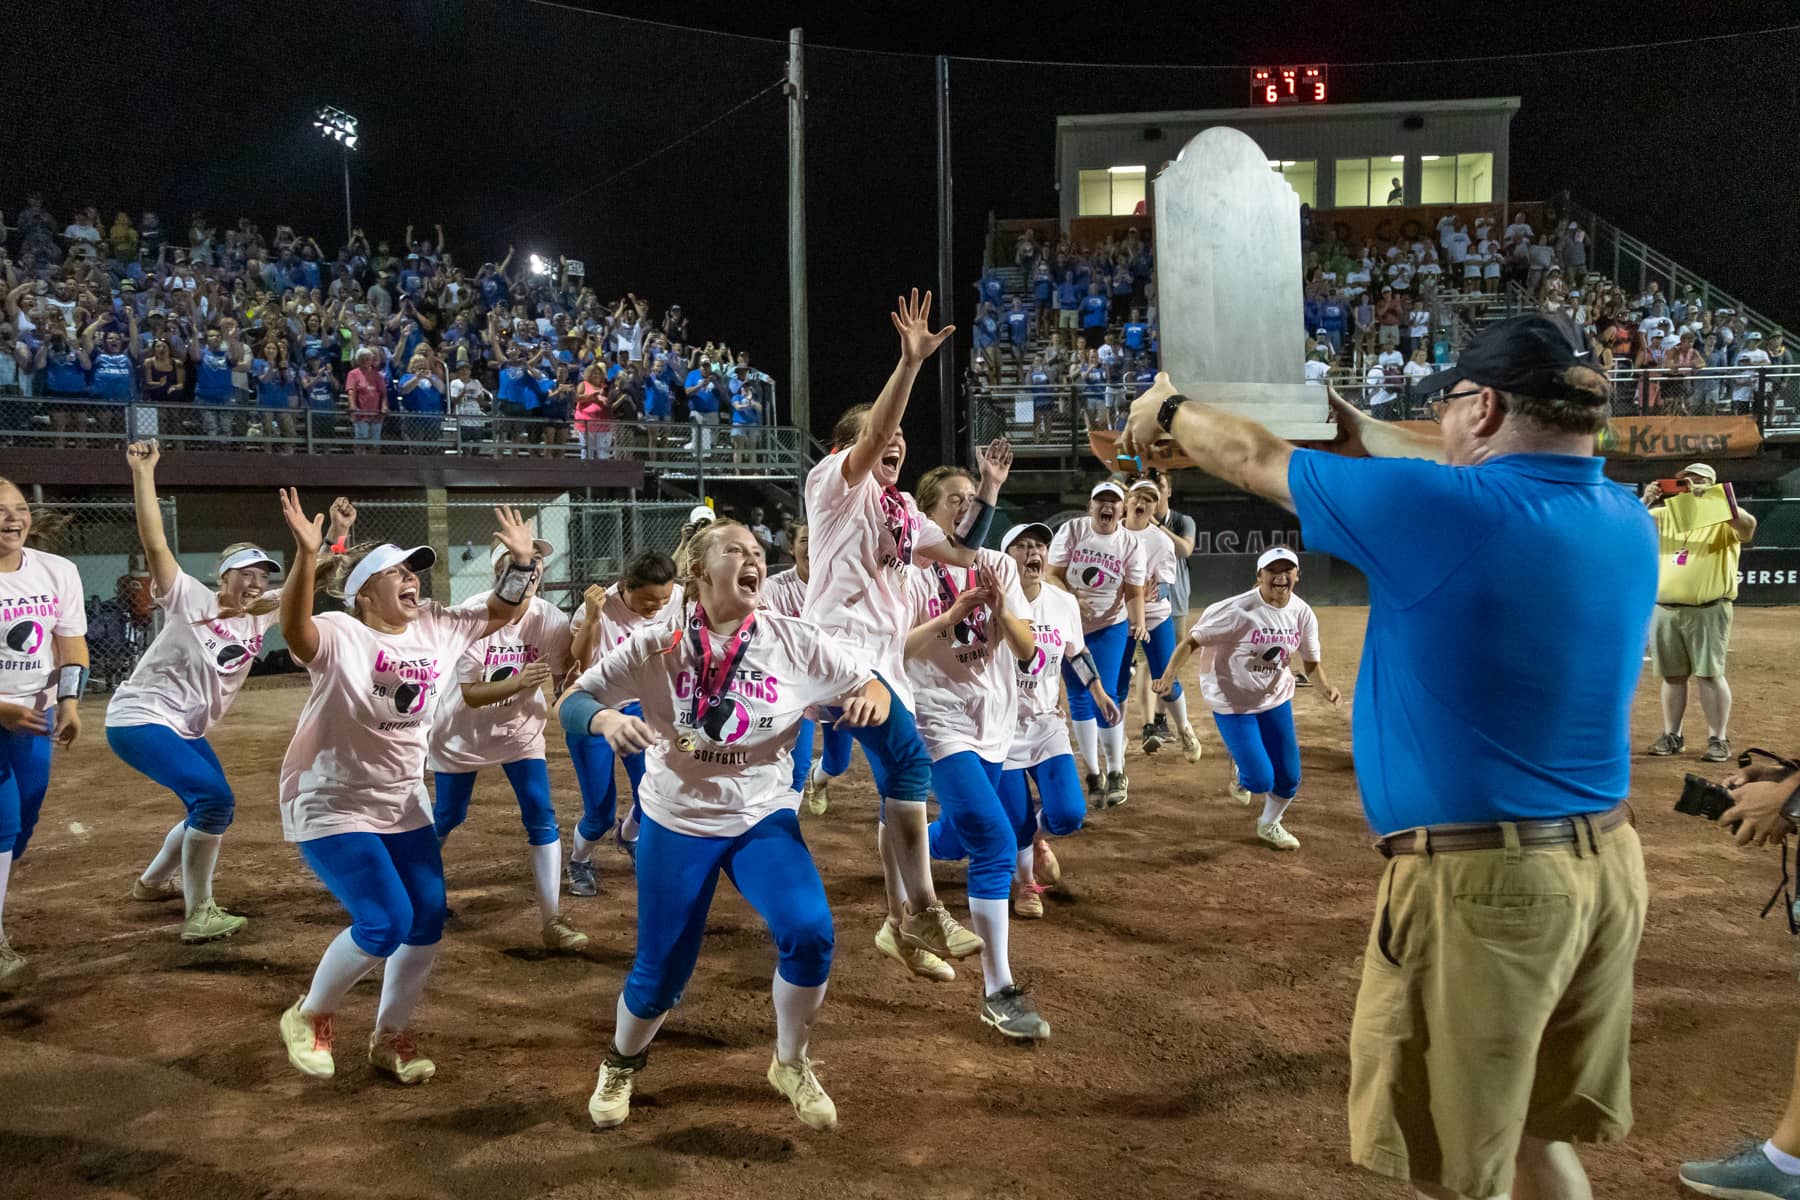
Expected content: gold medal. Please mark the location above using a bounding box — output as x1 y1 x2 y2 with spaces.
677 733 698 753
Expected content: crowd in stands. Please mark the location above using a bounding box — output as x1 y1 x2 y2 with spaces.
0 196 778 455
971 207 1796 432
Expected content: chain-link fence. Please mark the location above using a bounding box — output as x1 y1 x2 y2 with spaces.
350 496 693 615
28 498 178 690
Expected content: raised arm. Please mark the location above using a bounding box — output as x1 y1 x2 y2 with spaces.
125 440 180 593
278 488 325 664
1119 372 1304 513
843 289 954 484
479 506 544 637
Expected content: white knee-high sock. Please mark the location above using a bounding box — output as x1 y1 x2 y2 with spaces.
1099 722 1127 773
143 820 186 885
1015 845 1036 887
180 828 223 914
878 821 910 914
772 973 828 1063
612 992 667 1056
1696 676 1733 739
530 838 562 921
1072 719 1100 776
1160 692 1190 728
969 897 1013 993
571 830 597 864
303 928 382 1014
375 942 441 1035
1660 679 1688 735
0 850 12 942
1259 794 1294 825
618 809 640 843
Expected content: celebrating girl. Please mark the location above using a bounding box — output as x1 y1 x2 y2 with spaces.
567 521 889 1131
0 479 88 992
1122 479 1203 762
274 492 544 1083
759 523 831 811
1047 481 1146 808
1155 547 1340 852
428 538 586 952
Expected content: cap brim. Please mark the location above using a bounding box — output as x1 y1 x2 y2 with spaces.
1409 365 1464 404
1000 522 1055 552
1091 484 1126 500
217 548 282 576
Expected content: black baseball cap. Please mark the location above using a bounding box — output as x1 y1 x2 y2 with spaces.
1414 313 1611 407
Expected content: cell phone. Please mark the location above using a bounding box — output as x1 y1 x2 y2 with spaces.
1114 453 1144 473
1655 478 1690 495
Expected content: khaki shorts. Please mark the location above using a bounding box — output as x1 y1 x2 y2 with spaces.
1348 819 1647 1198
1650 600 1732 678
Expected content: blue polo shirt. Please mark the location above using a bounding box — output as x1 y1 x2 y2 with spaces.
1286 449 1657 834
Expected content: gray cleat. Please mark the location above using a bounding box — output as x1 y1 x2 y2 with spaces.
1679 1143 1800 1199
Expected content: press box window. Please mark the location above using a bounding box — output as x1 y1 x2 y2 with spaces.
1419 153 1493 204
1078 165 1147 217
1268 159 1317 208
1333 156 1405 207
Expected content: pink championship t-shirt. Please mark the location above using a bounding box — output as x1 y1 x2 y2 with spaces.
1187 586 1321 716
106 572 279 739
1048 518 1145 633
278 603 492 842
572 612 873 838
760 567 807 618
1132 522 1178 626
570 581 684 673
902 549 1029 763
801 447 947 710
0 548 87 708
427 593 572 773
1007 583 1085 770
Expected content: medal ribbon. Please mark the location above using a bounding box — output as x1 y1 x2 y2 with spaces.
879 486 917 565
687 603 757 728
933 563 986 643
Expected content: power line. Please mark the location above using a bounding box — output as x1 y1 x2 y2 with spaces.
480 79 785 244
520 4 1800 70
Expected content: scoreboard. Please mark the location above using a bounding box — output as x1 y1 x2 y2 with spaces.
1250 65 1328 106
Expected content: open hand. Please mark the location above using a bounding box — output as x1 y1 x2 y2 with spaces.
1094 692 1121 726
596 708 657 754
0 702 51 736
279 487 324 554
512 661 554 694
978 438 1013 487
892 288 954 367
52 700 81 748
1723 780 1800 847
492 505 537 565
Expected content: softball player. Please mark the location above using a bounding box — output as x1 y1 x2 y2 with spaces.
273 491 543 1084
1047 481 1146 808
904 471 1049 1039
996 523 1119 919
567 521 889 1131
429 538 585 952
759 523 831 810
1155 546 1340 851
800 290 981 984
1122 479 1203 761
559 551 681 896
0 478 88 993
108 441 353 943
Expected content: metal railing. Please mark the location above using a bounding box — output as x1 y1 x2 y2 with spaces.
0 394 809 479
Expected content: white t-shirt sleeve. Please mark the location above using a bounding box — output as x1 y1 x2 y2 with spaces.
1122 537 1147 587
539 605 574 678
1187 599 1239 648
52 557 87 637
572 626 659 707
796 629 878 709
1047 522 1074 566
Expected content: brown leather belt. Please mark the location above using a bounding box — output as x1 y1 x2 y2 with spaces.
1374 801 1634 858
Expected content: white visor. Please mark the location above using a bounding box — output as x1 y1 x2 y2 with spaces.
999 522 1054 553
1257 546 1300 571
688 505 718 526
217 547 281 577
1091 481 1125 501
344 544 436 610
490 538 554 568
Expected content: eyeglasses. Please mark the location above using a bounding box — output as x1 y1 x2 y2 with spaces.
1427 386 1483 423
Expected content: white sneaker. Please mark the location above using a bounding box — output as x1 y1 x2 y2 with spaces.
1229 772 1253 805
1180 726 1204 763
588 1049 647 1128
767 1053 838 1130
874 918 954 982
1257 820 1300 852
802 771 830 817
279 998 336 1078
0 938 32 994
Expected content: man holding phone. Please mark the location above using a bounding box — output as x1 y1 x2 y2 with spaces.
1643 461 1758 763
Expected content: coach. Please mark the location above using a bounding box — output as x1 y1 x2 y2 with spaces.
1120 314 1657 1200
1642 461 1756 765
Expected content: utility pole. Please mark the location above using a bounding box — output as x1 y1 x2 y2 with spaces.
786 29 810 437
934 55 956 466
341 147 354 246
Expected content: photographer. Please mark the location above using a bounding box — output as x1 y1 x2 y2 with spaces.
1643 462 1757 764
1679 756 1800 1199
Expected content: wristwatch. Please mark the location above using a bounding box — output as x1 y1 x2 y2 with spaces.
1156 392 1186 434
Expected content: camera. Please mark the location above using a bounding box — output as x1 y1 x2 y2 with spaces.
1675 773 1737 824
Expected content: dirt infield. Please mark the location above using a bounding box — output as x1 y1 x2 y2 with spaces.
2 605 1796 1200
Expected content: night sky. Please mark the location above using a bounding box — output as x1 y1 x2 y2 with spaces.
9 0 1797 469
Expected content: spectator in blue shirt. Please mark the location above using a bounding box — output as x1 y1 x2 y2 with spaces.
302 353 339 444
972 302 1000 384
189 324 245 446
1118 314 1656 1200
1004 298 1030 370
253 336 299 450
1319 291 1349 355
1108 261 1133 320
1078 282 1110 350
1030 260 1052 336
1056 271 1081 337
397 350 448 452
1122 308 1149 355
685 361 723 454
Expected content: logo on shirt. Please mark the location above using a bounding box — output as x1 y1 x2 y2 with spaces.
373 649 441 719
1025 646 1048 675
1078 565 1109 588
215 642 252 673
697 696 754 745
4 619 45 656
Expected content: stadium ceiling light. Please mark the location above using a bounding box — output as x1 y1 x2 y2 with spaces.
314 105 360 152
1421 154 1441 161
1390 155 1405 162
529 254 553 276
1108 164 1146 174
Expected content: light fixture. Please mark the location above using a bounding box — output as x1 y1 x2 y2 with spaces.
1107 164 1147 174
1390 155 1405 162
529 254 552 276
1421 155 1441 161
313 105 359 151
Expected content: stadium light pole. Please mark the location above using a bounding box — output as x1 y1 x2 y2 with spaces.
312 106 359 246
785 29 809 436
935 55 956 469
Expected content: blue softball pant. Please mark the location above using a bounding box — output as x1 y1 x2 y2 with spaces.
561 697 647 843
623 808 833 1019
1126 615 1183 701
432 757 557 846
820 674 930 808
0 727 52 857
786 717 860 792
997 754 1086 848
1065 619 1129 728
923 752 1015 901
297 824 446 957
106 723 236 836
1212 701 1300 800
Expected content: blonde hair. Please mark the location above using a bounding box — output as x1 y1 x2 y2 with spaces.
916 466 973 515
679 519 748 620
0 478 74 546
207 540 283 622
312 540 378 601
